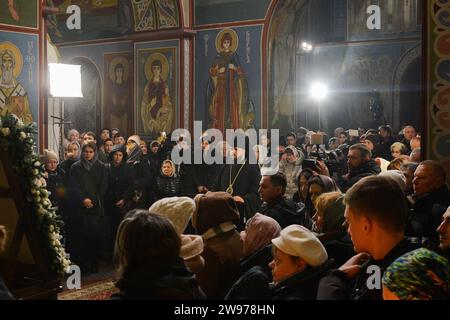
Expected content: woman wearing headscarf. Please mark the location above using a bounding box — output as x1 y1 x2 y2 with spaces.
105 144 132 259
155 160 182 199
69 142 108 273
193 192 243 299
149 197 205 275
383 248 450 300
304 175 341 230
225 214 282 300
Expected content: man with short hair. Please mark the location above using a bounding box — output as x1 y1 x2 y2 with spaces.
339 143 381 192
406 161 450 245
399 125 417 153
114 134 126 146
259 173 306 229
317 175 420 300
400 162 419 196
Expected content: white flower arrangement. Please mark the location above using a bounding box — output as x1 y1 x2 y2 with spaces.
0 111 70 276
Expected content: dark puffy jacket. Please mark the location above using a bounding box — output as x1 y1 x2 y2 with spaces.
261 198 307 229
156 173 182 199
340 160 381 192
111 257 206 300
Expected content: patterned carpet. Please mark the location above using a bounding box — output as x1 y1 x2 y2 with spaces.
58 279 118 300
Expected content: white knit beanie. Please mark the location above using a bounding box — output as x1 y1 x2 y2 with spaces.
149 197 196 235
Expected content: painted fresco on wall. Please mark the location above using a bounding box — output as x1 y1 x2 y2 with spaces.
267 0 308 132
132 0 157 32
0 0 38 29
58 41 132 135
154 0 180 29
104 52 133 135
49 0 133 43
195 26 262 131
426 0 450 161
347 0 421 41
135 41 178 138
195 0 272 26
132 0 180 32
0 32 39 131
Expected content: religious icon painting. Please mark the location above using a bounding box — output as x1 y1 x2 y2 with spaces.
135 40 179 139
0 31 39 141
195 26 262 133
0 0 39 29
103 52 133 136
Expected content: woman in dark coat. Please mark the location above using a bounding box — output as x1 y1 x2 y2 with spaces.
105 145 132 259
126 135 155 209
69 142 108 273
155 160 182 199
111 210 206 300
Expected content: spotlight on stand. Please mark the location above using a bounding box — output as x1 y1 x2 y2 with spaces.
48 63 83 160
310 82 329 132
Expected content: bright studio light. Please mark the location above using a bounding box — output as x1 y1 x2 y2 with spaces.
48 63 83 98
310 82 329 101
301 41 313 53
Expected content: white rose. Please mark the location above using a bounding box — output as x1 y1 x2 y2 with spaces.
19 131 26 140
16 119 24 128
49 225 55 232
35 196 41 203
37 207 45 216
31 188 38 195
40 178 47 187
32 169 39 176
1 128 10 136
33 178 42 188
34 161 41 168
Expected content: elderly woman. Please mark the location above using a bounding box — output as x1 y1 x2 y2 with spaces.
269 225 332 300
225 214 282 300
111 210 206 300
193 192 243 299
149 197 205 275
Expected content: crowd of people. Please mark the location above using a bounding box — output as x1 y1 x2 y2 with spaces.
1 123 449 300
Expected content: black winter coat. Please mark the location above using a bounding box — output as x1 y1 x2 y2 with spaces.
317 239 420 300
106 163 132 205
340 160 381 192
128 157 155 208
45 166 65 212
406 185 450 246
111 257 206 300
272 259 334 300
69 160 108 217
261 198 307 229
156 174 182 199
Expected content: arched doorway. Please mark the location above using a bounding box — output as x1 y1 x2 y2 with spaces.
399 58 422 131
63 58 101 137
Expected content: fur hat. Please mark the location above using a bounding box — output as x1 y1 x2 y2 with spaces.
42 149 58 163
272 225 328 267
149 197 196 235
193 192 240 234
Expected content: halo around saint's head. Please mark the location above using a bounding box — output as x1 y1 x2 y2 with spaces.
0 42 23 78
109 56 130 82
144 52 169 81
215 28 239 54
